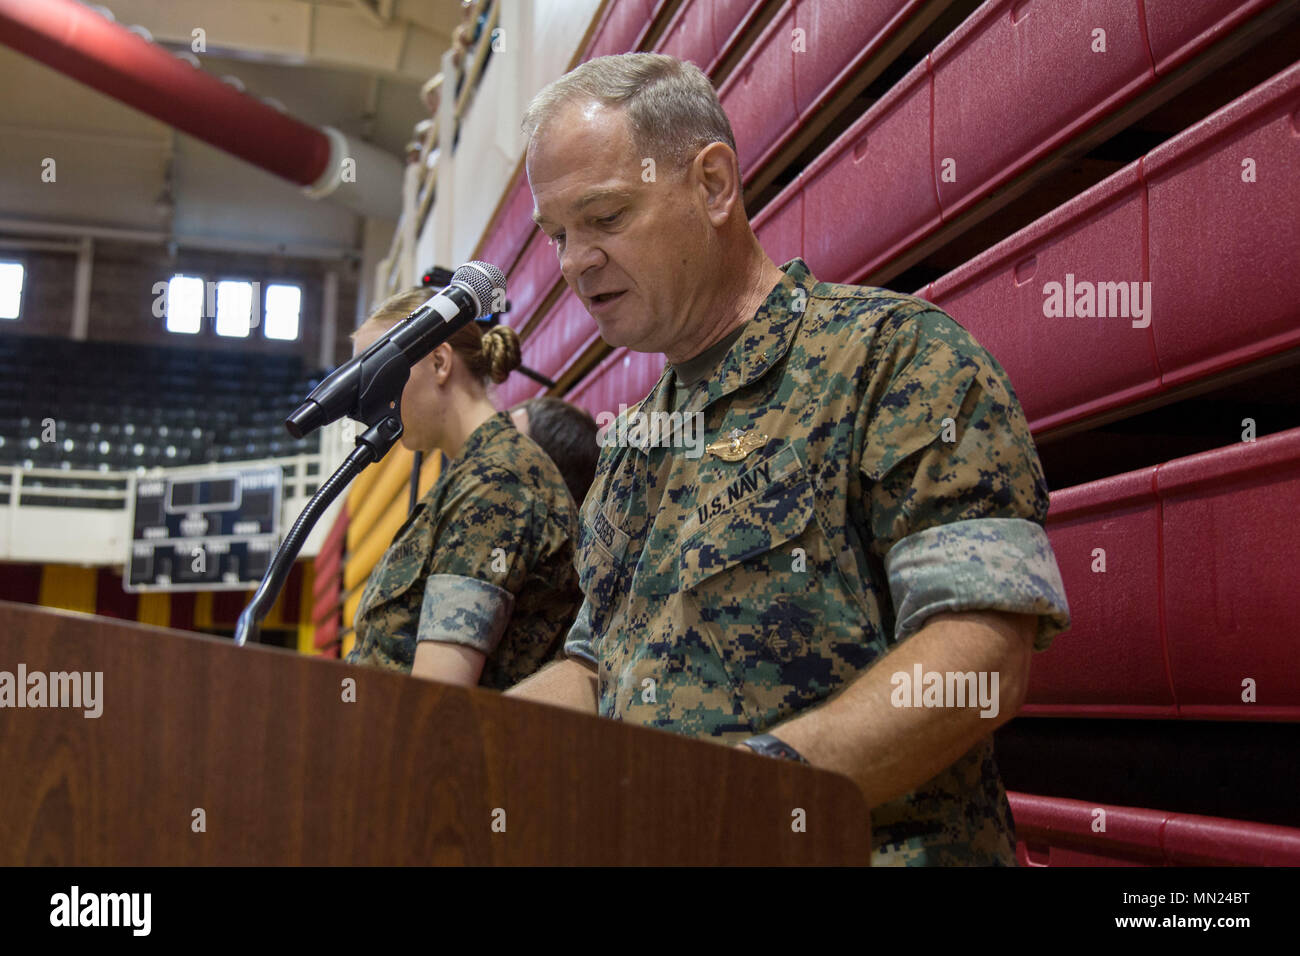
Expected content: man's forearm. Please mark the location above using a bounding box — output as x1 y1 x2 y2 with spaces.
504 657 599 714
758 610 1035 808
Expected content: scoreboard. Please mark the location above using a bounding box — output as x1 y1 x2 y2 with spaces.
125 466 283 592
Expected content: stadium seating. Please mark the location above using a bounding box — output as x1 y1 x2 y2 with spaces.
716 2 799 179
565 347 668 421
925 59 1300 433
1143 0 1281 75
924 163 1155 434
1030 427 1300 719
929 0 1153 220
1144 59 1300 387
0 334 322 470
518 291 603 390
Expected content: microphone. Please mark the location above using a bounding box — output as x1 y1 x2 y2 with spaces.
284 261 506 439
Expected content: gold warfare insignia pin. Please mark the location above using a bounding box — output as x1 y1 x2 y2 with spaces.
706 427 768 461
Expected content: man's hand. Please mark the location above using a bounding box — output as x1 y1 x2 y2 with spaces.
753 610 1037 805
504 658 599 714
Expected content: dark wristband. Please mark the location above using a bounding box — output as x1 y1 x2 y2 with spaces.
742 733 809 764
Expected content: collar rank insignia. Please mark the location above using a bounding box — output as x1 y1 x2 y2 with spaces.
706 427 768 462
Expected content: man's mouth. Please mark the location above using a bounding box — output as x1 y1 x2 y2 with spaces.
590 291 626 309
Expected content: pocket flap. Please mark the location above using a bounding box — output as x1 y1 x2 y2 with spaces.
677 465 814 591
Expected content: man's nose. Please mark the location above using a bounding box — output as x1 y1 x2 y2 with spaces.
560 235 605 283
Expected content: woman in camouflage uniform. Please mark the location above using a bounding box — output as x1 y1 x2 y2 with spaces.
345 288 582 690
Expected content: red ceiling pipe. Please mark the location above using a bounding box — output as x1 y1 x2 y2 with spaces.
0 0 332 188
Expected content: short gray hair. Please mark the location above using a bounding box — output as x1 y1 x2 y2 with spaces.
521 53 737 173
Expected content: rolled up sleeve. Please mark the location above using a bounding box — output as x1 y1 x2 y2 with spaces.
858 309 1072 650
561 598 598 670
417 573 515 655
884 517 1070 650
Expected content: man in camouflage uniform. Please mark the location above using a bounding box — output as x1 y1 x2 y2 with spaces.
508 53 1071 865
348 410 582 691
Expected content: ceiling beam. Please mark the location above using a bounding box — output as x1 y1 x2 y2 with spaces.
100 0 446 84
347 0 385 27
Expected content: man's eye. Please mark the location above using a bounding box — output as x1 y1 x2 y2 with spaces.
596 212 621 226
549 232 565 246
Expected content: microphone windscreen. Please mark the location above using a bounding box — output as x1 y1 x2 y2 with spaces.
454 261 507 316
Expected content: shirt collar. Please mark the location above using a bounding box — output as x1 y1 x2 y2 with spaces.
455 409 514 462
638 257 818 424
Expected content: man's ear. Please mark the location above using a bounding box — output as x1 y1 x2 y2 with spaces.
694 141 741 229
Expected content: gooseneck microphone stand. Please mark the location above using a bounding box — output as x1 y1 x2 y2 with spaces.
233 415 403 648
232 337 414 647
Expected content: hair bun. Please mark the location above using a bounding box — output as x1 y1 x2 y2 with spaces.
481 325 522 383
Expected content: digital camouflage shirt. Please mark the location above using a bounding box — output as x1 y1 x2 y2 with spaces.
349 412 582 690
564 258 1071 866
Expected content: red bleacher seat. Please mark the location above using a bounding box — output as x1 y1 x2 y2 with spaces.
718 0 933 184
803 57 935 284
1012 792 1167 866
313 614 339 650
496 373 546 411
1158 427 1300 720
926 62 1300 433
565 347 666 420
711 0 766 72
1163 813 1300 866
717 2 798 179
930 0 1153 221
1142 0 1282 75
477 175 537 277
1025 427 1300 720
1028 467 1174 718
524 290 602 386
657 0 779 77
586 0 661 61
792 0 923 117
1010 792 1300 865
753 178 804 266
926 163 1158 435
1144 60 1300 388
312 549 341 599
503 235 561 332
658 0 720 72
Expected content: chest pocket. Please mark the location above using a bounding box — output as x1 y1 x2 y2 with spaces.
676 443 813 590
678 471 814 591
670 445 868 728
671 445 822 674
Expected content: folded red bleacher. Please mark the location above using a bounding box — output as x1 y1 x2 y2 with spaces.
1011 792 1300 866
1028 428 1300 720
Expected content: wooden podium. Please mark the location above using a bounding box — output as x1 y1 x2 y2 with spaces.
0 602 871 865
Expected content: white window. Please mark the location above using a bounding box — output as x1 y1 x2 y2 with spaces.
264 283 301 341
0 261 24 320
216 279 254 337
165 274 203 333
